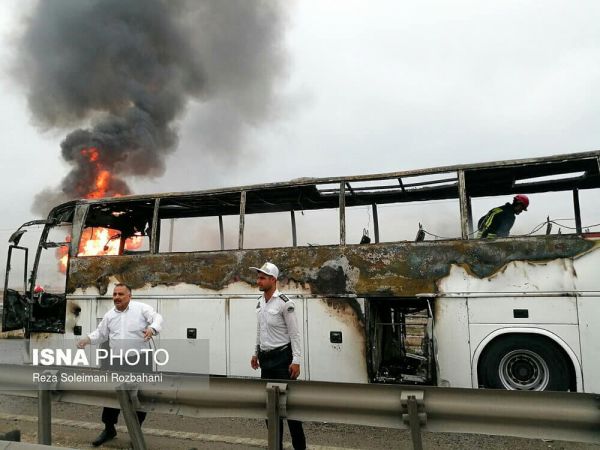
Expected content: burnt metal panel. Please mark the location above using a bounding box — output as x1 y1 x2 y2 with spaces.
150 198 160 254
291 210 297 247
219 215 225 250
573 189 582 234
47 151 600 219
464 156 600 198
458 170 469 240
372 204 380 244
67 235 596 297
2 289 27 331
239 191 246 250
339 181 346 245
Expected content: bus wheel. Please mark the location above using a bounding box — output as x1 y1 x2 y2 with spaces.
478 335 571 391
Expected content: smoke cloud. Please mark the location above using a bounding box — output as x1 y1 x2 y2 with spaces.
14 0 288 214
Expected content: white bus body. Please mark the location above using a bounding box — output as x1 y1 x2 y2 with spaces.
4 151 600 392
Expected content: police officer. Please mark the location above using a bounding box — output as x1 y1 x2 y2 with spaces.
250 262 306 450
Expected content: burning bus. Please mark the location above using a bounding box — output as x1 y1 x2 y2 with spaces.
3 150 600 392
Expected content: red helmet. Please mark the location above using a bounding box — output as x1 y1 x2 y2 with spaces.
513 194 529 210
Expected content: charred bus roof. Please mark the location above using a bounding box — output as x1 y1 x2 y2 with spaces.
48 150 600 220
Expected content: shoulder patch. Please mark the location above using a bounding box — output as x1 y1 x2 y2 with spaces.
279 293 290 302
283 296 296 312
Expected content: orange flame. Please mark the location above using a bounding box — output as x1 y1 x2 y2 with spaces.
58 229 142 272
81 147 112 199
57 147 140 273
57 235 71 272
77 228 143 257
81 147 99 162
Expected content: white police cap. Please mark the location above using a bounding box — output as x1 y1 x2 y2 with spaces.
250 262 279 279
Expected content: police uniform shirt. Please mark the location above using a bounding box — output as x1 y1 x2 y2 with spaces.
255 290 301 365
88 301 163 351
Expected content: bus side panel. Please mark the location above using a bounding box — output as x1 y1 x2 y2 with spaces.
228 297 306 380
573 249 600 393
306 298 367 383
65 298 94 342
158 298 226 375
432 297 472 388
66 297 94 364
576 297 600 394
30 297 95 367
228 297 259 378
468 297 578 325
572 244 600 292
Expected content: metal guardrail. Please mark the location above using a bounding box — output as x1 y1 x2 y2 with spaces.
1 364 599 450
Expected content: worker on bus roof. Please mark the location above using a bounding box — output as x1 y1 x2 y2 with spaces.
477 194 529 239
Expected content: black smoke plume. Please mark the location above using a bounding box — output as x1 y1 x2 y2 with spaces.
14 0 288 214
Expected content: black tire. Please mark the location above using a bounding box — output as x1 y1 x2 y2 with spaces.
478 334 571 391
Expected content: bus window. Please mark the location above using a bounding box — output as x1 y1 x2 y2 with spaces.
345 205 375 244
32 221 72 333
341 174 461 243
159 215 238 252
3 224 44 293
77 201 153 256
293 208 340 246
580 190 600 235
157 193 241 252
244 210 292 249
241 184 342 248
37 222 72 289
377 199 461 242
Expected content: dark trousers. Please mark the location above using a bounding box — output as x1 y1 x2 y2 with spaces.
103 354 151 428
102 407 146 427
259 345 306 450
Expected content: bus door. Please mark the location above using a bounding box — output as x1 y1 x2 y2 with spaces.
2 223 36 332
2 217 73 334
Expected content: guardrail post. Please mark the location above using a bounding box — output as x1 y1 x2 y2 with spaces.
37 386 51 445
401 391 426 450
266 382 288 450
116 385 147 450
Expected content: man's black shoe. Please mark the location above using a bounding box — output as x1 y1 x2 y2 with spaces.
92 426 117 447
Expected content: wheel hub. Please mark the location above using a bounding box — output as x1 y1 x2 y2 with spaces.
498 349 550 390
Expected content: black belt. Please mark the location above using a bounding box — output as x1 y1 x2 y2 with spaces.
259 343 290 356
